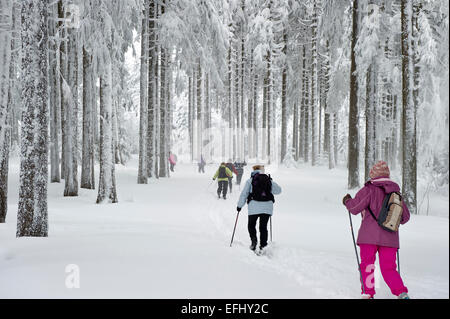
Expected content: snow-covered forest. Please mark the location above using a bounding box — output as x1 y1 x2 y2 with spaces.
0 0 448 299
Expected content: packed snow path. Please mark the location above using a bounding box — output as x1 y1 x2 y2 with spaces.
0 157 448 298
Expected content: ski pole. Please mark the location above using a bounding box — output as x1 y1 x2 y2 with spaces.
348 211 366 295
397 249 400 276
270 216 272 242
230 211 240 247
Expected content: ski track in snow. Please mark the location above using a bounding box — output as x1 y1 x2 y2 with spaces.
0 157 448 299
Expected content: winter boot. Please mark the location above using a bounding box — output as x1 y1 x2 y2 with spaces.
361 294 374 299
398 293 410 299
249 241 257 251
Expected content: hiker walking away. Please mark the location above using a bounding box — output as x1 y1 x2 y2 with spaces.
343 161 411 300
225 159 238 194
236 165 282 252
234 159 247 186
168 152 177 172
213 163 233 199
198 155 206 174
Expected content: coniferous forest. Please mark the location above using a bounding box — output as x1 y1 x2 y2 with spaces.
0 0 448 300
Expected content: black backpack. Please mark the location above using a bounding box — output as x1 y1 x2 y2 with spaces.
367 191 403 233
218 166 227 179
247 173 275 204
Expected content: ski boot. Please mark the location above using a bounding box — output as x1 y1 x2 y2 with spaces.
398 293 410 299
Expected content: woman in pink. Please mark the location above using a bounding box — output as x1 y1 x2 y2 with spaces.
168 152 176 172
343 161 410 299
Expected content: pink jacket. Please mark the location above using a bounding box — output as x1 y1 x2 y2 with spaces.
345 177 410 248
168 154 176 165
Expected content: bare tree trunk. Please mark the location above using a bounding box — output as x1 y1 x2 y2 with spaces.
365 65 377 181
17 0 49 237
348 0 360 189
63 25 79 197
310 1 318 166
158 1 167 178
81 46 95 189
97 61 118 204
138 2 148 184
401 0 417 214
147 0 156 177
48 1 60 183
281 31 288 163
196 60 202 160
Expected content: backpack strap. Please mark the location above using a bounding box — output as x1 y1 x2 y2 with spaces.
367 206 378 222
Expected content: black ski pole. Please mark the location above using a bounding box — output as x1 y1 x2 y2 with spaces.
230 211 240 247
348 211 365 295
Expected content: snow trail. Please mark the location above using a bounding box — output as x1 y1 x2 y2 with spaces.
0 157 448 298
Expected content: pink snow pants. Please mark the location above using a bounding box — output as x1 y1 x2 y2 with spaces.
359 244 408 297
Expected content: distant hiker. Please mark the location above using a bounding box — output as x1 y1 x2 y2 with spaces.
234 160 247 186
168 152 177 172
213 163 233 199
198 155 206 174
343 161 411 300
237 165 282 251
225 160 238 193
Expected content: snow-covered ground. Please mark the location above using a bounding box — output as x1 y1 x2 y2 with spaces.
0 156 448 299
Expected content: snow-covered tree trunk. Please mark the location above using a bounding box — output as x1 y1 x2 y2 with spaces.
299 44 307 160
147 0 156 178
266 52 272 164
49 1 60 183
303 45 310 163
158 2 167 178
196 60 202 160
247 55 254 159
365 64 377 181
227 44 233 159
62 25 79 196
188 73 193 161
253 73 258 159
293 101 299 161
17 0 49 237
97 59 118 204
81 46 95 189
348 0 360 189
233 41 239 160
262 66 268 161
0 0 12 223
138 1 148 184
401 0 417 214
310 0 318 166
280 31 288 163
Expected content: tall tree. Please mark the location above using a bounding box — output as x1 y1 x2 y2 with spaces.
16 0 49 237
347 0 360 189
0 0 13 223
401 0 417 214
138 1 148 184
81 46 95 189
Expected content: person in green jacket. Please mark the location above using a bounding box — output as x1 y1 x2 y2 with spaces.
213 163 233 199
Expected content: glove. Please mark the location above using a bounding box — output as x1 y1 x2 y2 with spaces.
237 207 241 212
343 194 352 205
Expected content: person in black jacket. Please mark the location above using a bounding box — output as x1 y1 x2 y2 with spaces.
234 160 247 186
225 160 238 194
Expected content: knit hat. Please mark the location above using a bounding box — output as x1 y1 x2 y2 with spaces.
369 161 390 179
